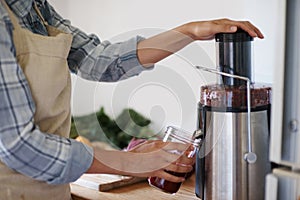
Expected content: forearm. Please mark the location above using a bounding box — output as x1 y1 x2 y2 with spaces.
137 23 194 67
86 149 142 177
86 150 126 175
137 19 264 67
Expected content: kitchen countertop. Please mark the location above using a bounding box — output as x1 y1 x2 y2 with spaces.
71 174 199 200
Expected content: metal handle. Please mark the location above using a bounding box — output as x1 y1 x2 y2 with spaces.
195 65 257 164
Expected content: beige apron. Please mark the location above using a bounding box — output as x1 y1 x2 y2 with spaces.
0 1 73 199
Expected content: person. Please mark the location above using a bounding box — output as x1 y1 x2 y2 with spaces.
0 0 264 199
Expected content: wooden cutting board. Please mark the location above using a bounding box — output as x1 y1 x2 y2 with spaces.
72 174 146 192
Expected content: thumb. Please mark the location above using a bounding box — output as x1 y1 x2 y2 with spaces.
216 24 237 33
229 25 238 32
222 25 237 33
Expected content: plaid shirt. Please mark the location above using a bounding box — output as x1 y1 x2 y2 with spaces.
0 0 148 184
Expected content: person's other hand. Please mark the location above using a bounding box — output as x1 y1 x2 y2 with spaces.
92 140 195 183
179 18 264 40
127 140 195 182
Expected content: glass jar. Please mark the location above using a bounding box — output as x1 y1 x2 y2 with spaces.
148 126 201 194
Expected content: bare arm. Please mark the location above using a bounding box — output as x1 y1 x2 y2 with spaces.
137 18 264 67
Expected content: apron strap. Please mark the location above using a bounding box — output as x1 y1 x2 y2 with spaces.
1 0 22 30
1 0 48 29
33 1 49 26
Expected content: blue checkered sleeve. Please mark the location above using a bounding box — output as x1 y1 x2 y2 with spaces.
0 5 93 184
47 2 152 82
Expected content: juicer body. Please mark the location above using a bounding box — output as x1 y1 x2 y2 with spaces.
195 29 272 200
195 104 271 200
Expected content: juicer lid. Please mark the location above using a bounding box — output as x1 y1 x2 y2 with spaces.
215 29 253 42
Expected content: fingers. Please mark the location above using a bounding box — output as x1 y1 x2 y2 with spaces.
165 162 194 174
155 160 195 183
163 146 195 174
154 141 195 166
195 18 264 41
242 20 264 38
176 153 195 166
161 142 190 153
154 170 186 183
130 140 190 157
130 140 187 150
219 18 264 39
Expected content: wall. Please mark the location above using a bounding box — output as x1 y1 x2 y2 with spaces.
48 0 284 133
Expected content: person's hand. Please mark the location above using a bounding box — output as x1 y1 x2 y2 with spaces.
137 18 263 67
177 18 264 41
90 140 195 183
127 140 195 182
